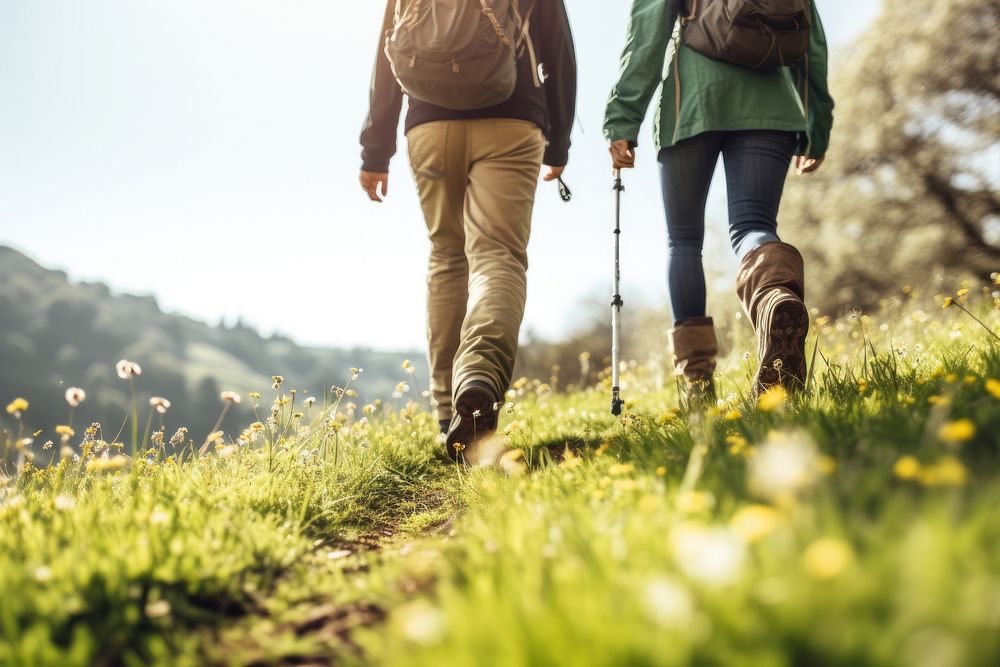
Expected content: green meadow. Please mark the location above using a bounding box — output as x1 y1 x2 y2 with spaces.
2 285 999 667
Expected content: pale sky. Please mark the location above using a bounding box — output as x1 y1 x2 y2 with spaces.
0 0 881 351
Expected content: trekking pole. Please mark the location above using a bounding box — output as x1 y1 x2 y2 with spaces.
610 169 625 417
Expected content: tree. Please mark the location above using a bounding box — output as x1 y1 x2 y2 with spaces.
782 0 1000 310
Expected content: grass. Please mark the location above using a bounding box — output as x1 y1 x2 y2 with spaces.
1 285 999 666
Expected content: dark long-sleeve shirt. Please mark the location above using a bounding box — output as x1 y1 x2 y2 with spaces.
360 0 577 172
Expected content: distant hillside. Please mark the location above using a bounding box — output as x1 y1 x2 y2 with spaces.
0 245 426 446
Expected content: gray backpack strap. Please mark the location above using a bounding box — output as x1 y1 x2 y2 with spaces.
513 2 541 88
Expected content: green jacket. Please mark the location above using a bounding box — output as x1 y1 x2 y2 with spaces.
604 0 834 158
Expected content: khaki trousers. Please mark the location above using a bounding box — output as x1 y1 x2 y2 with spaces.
406 119 545 422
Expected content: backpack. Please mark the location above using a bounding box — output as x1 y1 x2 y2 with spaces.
678 0 812 70
384 0 538 111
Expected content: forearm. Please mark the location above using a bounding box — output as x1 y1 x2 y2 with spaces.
536 0 577 167
603 0 677 146
359 1 404 172
798 3 835 158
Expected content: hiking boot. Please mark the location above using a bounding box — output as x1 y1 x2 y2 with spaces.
736 242 809 397
669 317 719 411
445 381 499 462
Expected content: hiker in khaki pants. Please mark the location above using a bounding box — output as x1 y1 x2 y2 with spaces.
359 0 577 460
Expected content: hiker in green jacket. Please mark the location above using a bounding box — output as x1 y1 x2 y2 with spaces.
604 0 834 405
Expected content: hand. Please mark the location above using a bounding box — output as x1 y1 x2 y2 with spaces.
610 140 635 170
542 165 564 182
794 156 824 175
360 171 389 202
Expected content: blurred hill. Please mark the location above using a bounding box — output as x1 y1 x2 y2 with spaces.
0 245 425 441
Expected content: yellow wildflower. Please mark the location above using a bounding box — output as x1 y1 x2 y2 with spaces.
724 409 742 421
608 463 635 476
656 466 668 477
802 538 854 580
86 454 129 473
757 386 788 412
938 419 976 444
956 288 970 298
918 456 968 487
893 456 921 480
675 490 715 514
55 425 75 439
985 379 1000 400
730 504 781 543
5 398 28 415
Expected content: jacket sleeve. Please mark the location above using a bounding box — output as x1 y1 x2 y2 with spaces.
603 0 677 147
794 2 835 158
534 0 577 167
359 1 404 173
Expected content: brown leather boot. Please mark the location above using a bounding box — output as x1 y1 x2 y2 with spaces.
735 242 809 397
669 317 719 411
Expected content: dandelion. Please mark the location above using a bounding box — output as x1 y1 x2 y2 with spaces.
941 296 953 309
55 425 75 444
985 379 1000 400
6 398 28 416
304 396 317 408
656 466 668 476
64 387 86 407
642 577 694 627
402 359 415 374
757 386 788 412
393 382 410 398
893 456 921 480
938 419 976 444
724 409 742 421
396 601 447 646
748 429 821 502
608 463 635 476
670 523 746 585
86 454 129 473
802 538 854 580
918 456 968 487
726 433 750 457
149 397 172 414
220 391 242 404
54 495 76 511
730 504 781 543
145 599 172 619
675 490 715 514
115 359 142 379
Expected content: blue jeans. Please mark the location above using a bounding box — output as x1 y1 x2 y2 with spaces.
658 130 798 322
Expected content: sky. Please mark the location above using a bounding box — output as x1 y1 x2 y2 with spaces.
0 0 882 351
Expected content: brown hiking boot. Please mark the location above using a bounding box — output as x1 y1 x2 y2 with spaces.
669 317 719 411
736 242 809 397
445 381 499 463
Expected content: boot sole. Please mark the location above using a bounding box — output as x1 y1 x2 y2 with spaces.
756 298 809 396
445 387 498 462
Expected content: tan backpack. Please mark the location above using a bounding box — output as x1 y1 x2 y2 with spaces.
384 0 539 111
